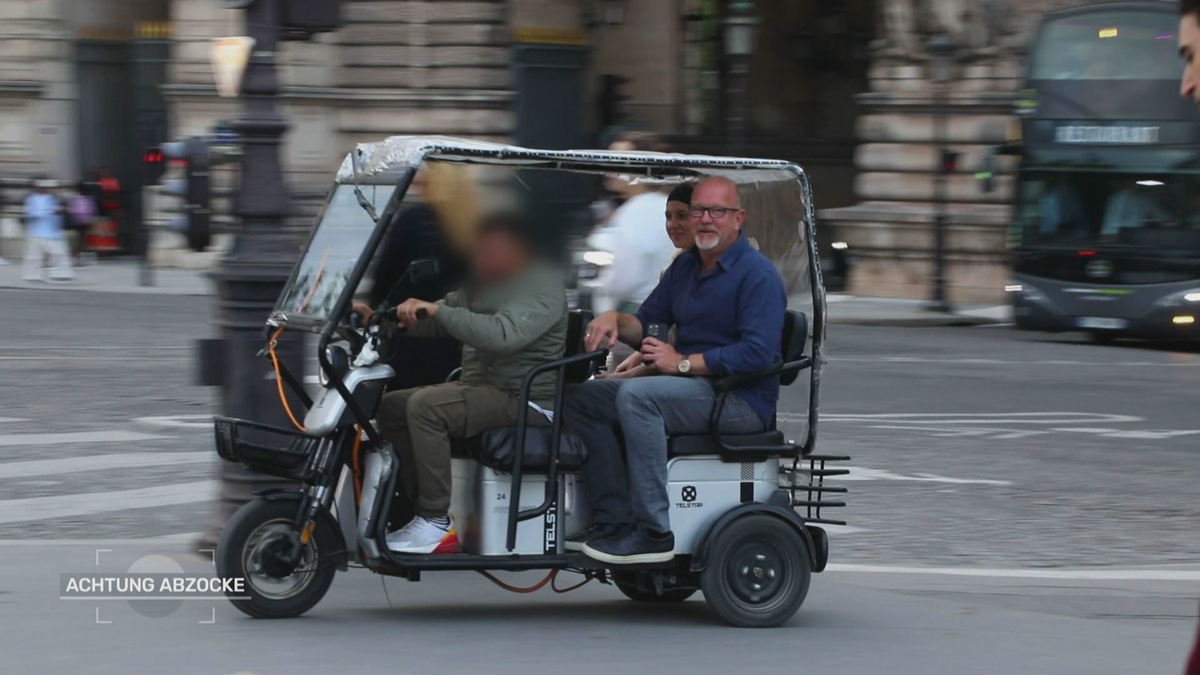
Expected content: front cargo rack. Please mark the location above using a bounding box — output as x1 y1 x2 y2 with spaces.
213 416 323 481
780 454 849 526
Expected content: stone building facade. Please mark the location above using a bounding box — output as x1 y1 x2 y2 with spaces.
0 0 1095 302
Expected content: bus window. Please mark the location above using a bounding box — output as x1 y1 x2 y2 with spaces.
1030 11 1181 81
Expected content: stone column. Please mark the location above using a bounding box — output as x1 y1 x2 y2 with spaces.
819 0 1066 305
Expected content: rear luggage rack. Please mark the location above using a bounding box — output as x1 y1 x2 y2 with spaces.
780 454 849 526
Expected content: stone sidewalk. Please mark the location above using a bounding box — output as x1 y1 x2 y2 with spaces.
0 259 1011 326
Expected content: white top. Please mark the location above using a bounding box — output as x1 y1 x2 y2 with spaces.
593 191 676 307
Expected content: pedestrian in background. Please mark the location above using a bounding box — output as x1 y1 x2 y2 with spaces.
590 131 678 371
369 162 476 390
22 178 72 283
67 182 97 266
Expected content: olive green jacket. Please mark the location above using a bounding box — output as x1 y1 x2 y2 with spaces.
405 262 568 408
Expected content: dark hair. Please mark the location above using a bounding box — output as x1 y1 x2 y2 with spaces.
614 130 670 154
1185 0 1200 19
667 184 693 205
475 212 531 248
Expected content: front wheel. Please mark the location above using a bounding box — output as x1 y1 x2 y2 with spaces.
700 514 812 628
216 497 339 619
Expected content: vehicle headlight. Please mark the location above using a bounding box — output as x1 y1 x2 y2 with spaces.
321 345 351 388
1015 282 1048 305
582 250 615 266
1154 289 1200 309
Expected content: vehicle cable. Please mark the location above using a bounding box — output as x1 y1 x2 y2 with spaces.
267 246 331 433
551 570 593 594
477 570 557 594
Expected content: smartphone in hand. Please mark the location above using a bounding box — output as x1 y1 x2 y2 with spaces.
644 323 669 365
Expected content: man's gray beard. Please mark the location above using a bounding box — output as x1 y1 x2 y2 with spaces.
696 234 719 251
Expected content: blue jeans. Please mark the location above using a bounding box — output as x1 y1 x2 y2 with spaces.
564 376 764 534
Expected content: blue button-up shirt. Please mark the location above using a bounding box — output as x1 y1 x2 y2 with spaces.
635 234 787 426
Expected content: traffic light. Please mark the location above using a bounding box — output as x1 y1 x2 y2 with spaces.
142 146 166 185
160 137 210 253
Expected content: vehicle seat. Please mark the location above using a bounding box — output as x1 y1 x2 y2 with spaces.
667 310 809 462
451 309 596 474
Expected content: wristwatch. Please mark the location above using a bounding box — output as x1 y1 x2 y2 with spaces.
677 358 692 374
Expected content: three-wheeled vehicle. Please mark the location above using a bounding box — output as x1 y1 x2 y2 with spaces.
212 136 848 627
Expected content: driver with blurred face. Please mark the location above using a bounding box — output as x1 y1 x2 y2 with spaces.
354 214 567 554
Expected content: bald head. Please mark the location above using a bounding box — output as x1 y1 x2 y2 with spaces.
689 176 745 255
693 177 741 209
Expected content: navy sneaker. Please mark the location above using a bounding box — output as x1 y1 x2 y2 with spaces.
565 522 629 552
581 525 675 565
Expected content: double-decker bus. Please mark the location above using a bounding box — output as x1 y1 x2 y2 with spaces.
1002 1 1200 342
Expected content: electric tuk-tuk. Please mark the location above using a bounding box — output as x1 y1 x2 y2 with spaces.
212 136 848 627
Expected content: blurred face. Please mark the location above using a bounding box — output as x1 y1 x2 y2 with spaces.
1180 14 1200 106
469 228 527 283
688 179 745 253
665 200 693 249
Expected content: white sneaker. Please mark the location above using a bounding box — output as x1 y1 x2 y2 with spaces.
385 516 460 554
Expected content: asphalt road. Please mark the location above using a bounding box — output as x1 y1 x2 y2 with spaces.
0 288 1198 674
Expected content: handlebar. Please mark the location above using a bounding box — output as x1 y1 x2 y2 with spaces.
376 306 428 321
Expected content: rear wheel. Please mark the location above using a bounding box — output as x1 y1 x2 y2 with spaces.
612 571 697 603
216 497 339 619
700 514 811 628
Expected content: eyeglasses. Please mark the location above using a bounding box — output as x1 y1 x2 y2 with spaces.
689 206 741 219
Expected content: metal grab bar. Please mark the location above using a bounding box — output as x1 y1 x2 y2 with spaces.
506 349 607 552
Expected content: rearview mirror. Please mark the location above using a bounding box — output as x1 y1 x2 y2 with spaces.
407 258 440 284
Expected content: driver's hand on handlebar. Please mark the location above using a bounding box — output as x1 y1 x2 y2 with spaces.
584 312 620 351
396 298 438 327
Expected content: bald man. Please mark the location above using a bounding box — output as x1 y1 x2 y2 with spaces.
563 177 787 564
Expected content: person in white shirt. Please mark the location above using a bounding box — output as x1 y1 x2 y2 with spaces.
591 133 679 371
22 178 72 282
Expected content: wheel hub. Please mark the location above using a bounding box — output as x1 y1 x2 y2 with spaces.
242 520 317 601
729 546 786 604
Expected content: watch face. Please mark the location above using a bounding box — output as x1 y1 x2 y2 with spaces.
678 359 690 373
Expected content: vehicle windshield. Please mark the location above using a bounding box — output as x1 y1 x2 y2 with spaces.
1029 10 1180 81
1013 170 1200 253
275 183 396 322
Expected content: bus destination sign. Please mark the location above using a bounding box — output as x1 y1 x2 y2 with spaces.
1054 125 1161 145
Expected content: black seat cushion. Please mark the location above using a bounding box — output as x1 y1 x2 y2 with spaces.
667 430 794 459
452 426 588 473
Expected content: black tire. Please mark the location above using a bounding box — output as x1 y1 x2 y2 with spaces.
612 571 697 603
700 514 812 628
1090 332 1116 345
216 497 339 619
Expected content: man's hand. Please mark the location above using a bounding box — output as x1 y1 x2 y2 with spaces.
584 312 621 351
396 298 438 327
597 351 647 380
640 337 683 374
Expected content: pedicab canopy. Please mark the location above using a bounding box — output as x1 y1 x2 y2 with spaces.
272 135 826 438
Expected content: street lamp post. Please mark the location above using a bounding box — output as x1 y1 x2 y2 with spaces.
722 1 759 155
926 34 958 314
202 0 305 547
